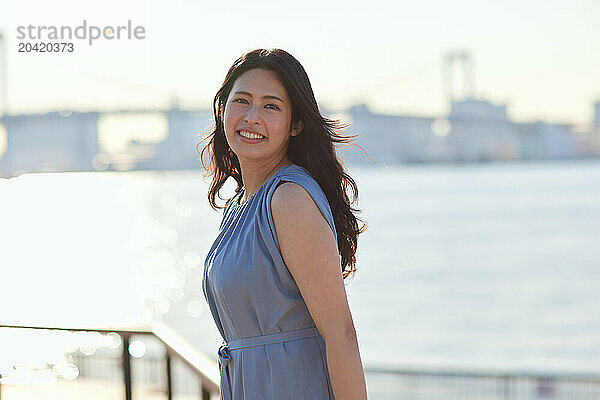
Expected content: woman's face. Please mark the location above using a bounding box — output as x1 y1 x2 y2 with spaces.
223 68 301 164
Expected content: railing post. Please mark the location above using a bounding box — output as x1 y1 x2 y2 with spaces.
166 353 173 400
200 379 211 400
122 334 132 400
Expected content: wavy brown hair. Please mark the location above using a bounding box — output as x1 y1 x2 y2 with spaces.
197 48 367 280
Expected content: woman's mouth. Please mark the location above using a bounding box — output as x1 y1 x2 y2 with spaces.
237 130 266 143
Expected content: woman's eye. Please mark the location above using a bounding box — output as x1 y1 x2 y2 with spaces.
265 104 280 110
233 98 248 104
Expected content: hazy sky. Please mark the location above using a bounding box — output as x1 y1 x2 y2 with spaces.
1 0 598 128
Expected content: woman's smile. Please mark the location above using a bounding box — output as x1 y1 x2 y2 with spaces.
237 129 266 143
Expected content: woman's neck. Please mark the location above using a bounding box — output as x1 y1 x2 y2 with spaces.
238 157 293 203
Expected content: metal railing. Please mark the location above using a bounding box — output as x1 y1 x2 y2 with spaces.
2 323 600 400
0 323 220 400
363 364 600 399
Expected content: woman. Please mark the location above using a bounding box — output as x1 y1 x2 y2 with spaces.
199 48 368 400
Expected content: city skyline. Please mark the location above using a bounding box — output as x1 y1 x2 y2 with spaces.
1 95 600 157
1 96 598 178
0 0 598 130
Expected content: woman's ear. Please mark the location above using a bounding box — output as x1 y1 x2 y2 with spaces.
291 120 304 137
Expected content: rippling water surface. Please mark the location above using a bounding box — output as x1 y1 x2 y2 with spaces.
2 159 599 374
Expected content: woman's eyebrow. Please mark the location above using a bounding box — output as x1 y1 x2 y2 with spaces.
233 90 284 103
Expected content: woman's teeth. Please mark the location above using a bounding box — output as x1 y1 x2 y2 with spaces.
238 130 264 139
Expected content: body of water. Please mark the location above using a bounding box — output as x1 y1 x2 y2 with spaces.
1 159 599 375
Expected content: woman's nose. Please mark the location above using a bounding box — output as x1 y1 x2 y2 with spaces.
244 103 261 124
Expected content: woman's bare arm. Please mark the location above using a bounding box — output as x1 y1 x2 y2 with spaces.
271 182 368 400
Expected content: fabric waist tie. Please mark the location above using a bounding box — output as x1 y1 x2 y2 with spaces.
217 327 320 399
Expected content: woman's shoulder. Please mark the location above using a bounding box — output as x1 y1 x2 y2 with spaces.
273 165 328 205
269 164 337 240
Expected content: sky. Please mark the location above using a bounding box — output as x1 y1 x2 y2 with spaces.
0 0 598 132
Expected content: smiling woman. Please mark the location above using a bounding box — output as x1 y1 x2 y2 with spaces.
198 48 367 400
222 68 303 180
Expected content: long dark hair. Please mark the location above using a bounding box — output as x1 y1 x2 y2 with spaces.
197 48 367 280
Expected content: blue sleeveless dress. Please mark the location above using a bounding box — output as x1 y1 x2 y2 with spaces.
202 164 338 400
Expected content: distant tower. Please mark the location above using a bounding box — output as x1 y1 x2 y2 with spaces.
443 50 474 104
594 101 600 130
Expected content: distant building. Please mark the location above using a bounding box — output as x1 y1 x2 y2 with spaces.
447 99 518 162
589 101 600 155
143 108 213 170
516 121 579 160
0 112 99 177
338 104 436 165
